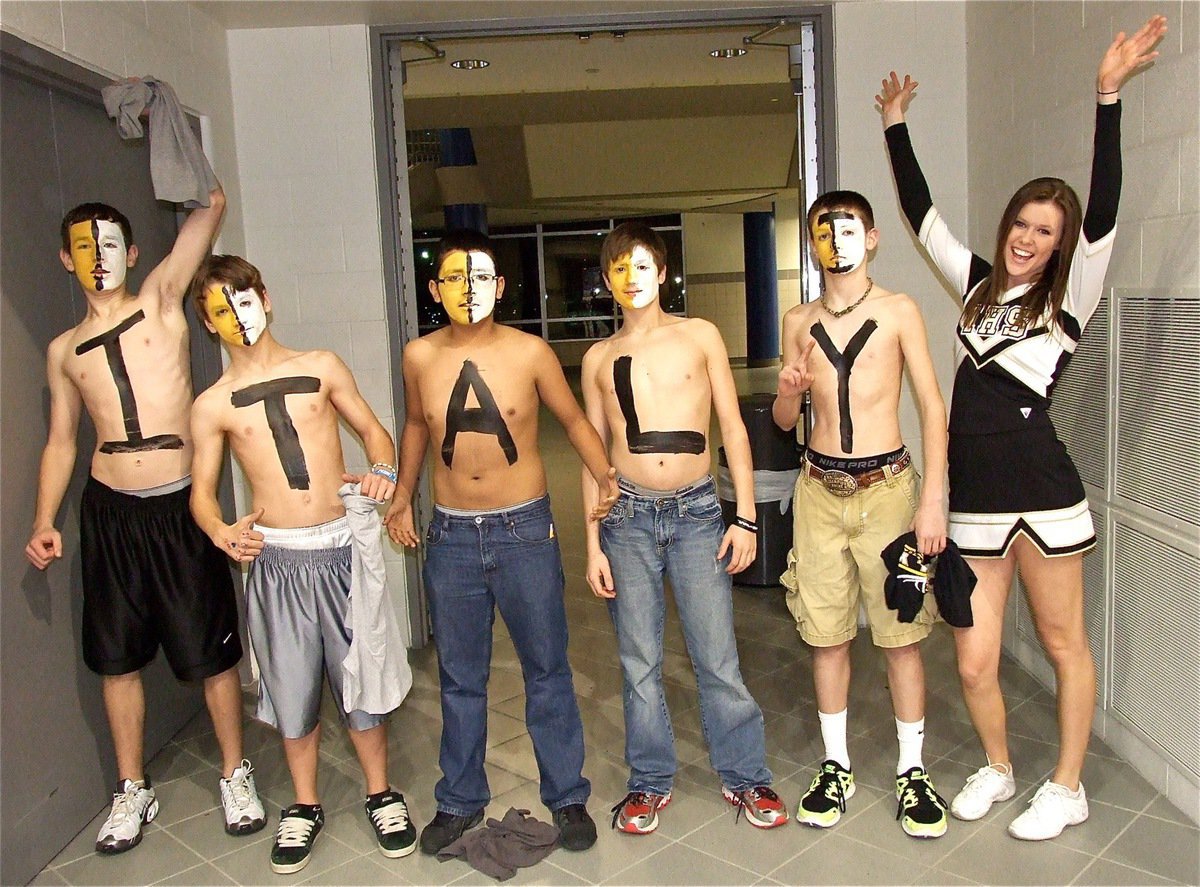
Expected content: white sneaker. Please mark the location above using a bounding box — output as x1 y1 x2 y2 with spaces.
950 764 1016 821
220 759 267 836
96 779 159 854
1007 780 1088 840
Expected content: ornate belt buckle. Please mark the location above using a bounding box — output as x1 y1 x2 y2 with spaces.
822 469 858 497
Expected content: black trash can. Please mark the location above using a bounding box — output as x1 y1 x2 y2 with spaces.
716 393 803 587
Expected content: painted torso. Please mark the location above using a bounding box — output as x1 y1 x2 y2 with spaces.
589 317 714 490
788 293 907 458
411 325 548 510
203 350 346 528
59 296 193 488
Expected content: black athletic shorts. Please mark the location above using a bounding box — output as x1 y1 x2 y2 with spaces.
80 477 243 680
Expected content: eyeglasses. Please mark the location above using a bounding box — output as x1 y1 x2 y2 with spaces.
436 272 497 287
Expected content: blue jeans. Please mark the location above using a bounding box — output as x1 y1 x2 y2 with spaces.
422 495 590 815
600 476 772 794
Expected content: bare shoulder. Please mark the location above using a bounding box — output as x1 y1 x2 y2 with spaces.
782 300 820 329
192 379 232 422
47 327 76 365
677 315 726 352
872 287 924 324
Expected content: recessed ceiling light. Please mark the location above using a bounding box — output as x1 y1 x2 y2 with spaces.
710 48 747 59
451 58 489 70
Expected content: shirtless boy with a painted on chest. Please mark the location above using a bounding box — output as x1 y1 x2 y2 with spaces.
24 183 268 853
581 221 787 835
773 190 951 839
384 229 615 856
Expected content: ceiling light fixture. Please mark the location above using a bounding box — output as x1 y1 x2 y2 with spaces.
710 48 747 59
451 58 489 70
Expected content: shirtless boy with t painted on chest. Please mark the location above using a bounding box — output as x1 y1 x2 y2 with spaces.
25 182 269 853
772 190 951 839
581 221 788 835
190 255 416 875
384 229 617 856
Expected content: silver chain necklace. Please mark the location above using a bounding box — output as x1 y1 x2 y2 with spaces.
821 278 874 318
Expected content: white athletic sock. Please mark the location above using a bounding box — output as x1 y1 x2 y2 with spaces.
819 709 850 770
896 717 925 774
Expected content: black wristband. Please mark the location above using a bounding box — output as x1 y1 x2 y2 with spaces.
733 516 758 534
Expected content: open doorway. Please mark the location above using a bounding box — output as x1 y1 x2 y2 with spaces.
369 10 834 641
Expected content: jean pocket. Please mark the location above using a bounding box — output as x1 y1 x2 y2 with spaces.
425 523 446 547
898 470 920 513
507 511 555 544
682 491 723 523
600 499 630 530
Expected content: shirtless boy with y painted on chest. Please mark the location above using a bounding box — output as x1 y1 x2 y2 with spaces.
190 255 416 874
24 183 269 853
581 221 788 835
383 229 616 856
773 190 951 839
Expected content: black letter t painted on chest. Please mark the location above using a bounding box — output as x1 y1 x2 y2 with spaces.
810 320 877 454
231 376 321 490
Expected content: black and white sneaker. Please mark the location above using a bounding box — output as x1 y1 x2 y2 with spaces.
95 778 159 854
270 804 324 874
365 790 417 858
219 760 266 836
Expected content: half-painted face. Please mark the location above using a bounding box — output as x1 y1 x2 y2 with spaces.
67 219 129 293
811 210 867 274
1003 200 1064 287
204 283 267 346
434 250 499 325
605 245 665 310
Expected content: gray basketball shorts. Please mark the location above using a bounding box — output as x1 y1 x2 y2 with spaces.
245 517 387 739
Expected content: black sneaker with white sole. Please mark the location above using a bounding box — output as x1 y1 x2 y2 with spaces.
365 790 417 858
270 804 324 874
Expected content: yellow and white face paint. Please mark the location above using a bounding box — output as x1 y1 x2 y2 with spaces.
605 245 665 310
67 219 129 293
811 211 867 275
204 283 268 347
435 250 499 325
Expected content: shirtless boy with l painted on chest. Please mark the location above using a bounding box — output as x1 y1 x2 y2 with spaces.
384 229 617 856
772 190 951 839
581 221 788 835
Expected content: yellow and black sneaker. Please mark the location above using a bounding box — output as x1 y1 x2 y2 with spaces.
895 767 948 838
796 760 854 828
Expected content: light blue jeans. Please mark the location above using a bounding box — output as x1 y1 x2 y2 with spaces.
600 476 772 794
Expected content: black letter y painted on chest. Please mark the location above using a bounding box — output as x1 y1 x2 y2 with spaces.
442 360 518 468
75 309 184 454
231 376 321 490
614 355 705 455
810 320 877 454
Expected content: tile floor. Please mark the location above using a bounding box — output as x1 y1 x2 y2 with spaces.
33 370 1199 886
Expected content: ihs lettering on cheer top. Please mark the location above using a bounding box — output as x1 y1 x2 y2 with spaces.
613 355 706 455
230 376 320 490
74 309 184 454
442 359 518 468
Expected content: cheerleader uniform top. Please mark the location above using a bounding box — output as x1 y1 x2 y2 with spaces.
883 101 1122 437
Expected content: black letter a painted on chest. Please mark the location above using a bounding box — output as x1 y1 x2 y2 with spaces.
442 360 518 468
614 355 705 455
231 376 321 490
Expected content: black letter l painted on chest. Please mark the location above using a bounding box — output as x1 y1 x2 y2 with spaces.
231 376 321 490
810 320 878 454
75 309 184 454
442 360 518 468
614 355 706 455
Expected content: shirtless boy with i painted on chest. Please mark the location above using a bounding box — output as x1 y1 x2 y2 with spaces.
773 190 951 839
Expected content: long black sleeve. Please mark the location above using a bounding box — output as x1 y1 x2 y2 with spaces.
1082 101 1121 244
884 122 934 235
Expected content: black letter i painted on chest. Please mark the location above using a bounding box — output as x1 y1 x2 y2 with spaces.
810 320 877 454
442 360 518 468
231 376 321 490
614 355 706 455
75 309 184 454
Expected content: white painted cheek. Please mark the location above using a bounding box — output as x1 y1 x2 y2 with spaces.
839 238 866 271
467 287 496 323
235 299 267 344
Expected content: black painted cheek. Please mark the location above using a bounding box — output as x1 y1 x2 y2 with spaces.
231 376 322 490
613 355 705 455
442 360 518 468
810 320 878 454
75 309 184 454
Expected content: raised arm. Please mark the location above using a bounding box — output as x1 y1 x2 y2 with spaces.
384 344 430 548
25 337 82 569
324 352 397 503
142 183 226 312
